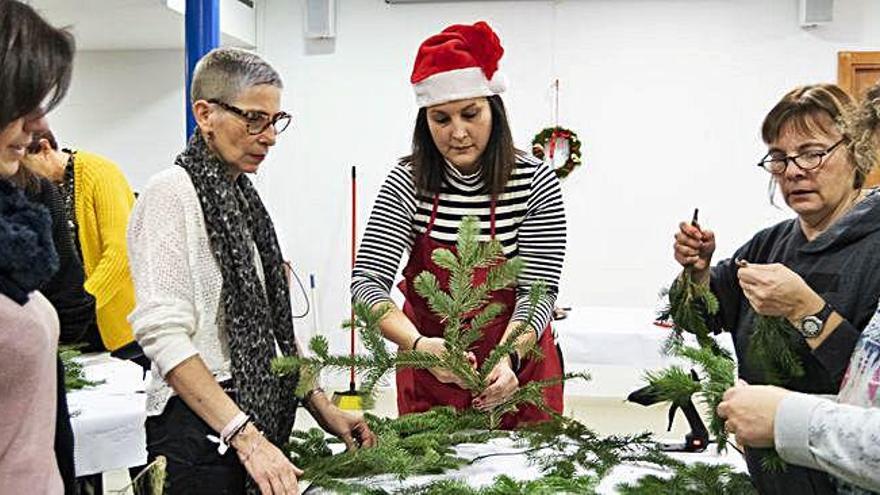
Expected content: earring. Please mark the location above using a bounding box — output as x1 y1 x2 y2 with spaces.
206 130 215 141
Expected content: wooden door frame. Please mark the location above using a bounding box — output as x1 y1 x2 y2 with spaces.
838 51 880 95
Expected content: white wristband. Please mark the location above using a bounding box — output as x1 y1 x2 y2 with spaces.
221 411 249 444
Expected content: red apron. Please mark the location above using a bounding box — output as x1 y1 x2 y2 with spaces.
396 195 564 429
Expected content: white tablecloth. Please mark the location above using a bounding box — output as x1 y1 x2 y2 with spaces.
306 435 748 494
67 353 148 477
552 306 736 398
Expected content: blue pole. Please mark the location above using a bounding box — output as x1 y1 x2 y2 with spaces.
185 0 220 137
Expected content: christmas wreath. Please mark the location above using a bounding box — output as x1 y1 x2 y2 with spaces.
531 126 583 179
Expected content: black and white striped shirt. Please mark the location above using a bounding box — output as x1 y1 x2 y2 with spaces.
351 156 566 335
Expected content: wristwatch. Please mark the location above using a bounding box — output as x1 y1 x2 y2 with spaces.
798 303 833 339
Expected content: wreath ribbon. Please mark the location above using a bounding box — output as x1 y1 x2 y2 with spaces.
548 129 572 159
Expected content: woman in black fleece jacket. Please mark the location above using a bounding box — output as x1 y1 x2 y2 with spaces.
672 84 880 494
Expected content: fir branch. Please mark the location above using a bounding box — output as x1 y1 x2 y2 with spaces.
406 473 600 495
643 366 701 407
60 345 104 391
663 271 719 349
414 272 457 322
616 462 756 494
747 315 805 386
759 450 788 473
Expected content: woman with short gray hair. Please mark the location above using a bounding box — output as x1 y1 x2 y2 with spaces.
128 47 376 495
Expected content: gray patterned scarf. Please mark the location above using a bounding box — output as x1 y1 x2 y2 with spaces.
175 131 299 451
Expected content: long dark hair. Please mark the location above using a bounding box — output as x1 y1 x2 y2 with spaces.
0 0 75 130
401 95 522 196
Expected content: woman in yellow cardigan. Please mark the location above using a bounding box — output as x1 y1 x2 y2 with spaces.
23 130 136 351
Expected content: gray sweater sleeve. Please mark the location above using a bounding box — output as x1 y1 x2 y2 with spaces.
775 392 880 493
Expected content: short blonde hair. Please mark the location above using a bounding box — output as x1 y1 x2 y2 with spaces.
846 81 880 184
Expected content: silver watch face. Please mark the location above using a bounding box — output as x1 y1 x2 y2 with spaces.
800 316 823 338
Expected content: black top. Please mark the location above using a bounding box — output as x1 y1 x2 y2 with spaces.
27 177 99 346
708 189 880 494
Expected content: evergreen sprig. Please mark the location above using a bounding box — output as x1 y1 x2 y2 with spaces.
652 272 736 453
404 473 600 495
275 216 571 422
60 345 104 391
747 315 805 386
290 407 501 484
643 366 701 407
514 417 668 479
616 461 757 494
661 271 720 350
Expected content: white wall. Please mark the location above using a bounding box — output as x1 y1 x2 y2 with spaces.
49 49 186 190
47 0 880 356
253 0 880 353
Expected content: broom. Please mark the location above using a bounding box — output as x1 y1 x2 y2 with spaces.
332 165 367 410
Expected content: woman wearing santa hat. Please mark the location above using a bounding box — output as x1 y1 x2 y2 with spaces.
351 21 566 428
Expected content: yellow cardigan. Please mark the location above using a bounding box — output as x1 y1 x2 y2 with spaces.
73 151 136 351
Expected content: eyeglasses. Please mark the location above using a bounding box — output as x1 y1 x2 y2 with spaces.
757 138 846 174
207 99 292 136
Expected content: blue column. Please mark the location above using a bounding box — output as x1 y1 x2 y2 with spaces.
185 0 220 137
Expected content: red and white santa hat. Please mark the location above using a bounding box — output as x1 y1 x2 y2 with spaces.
411 21 507 108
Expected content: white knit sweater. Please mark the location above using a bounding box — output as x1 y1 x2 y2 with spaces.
128 166 259 416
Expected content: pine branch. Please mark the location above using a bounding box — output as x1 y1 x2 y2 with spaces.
643 366 701 407
480 281 547 377
747 315 805 386
759 450 788 473
653 275 736 453
616 462 757 494
661 272 720 350
59 345 104 391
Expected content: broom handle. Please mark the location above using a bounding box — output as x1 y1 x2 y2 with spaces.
350 166 357 391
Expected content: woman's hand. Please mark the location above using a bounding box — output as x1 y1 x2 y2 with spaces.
416 336 477 388
307 391 377 450
473 358 519 411
736 262 824 324
716 380 790 448
233 424 303 495
673 221 716 277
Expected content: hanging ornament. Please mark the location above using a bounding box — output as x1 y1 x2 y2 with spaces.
532 126 583 179
531 79 584 179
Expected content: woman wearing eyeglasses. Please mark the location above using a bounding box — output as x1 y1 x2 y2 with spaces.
672 83 880 494
128 47 375 495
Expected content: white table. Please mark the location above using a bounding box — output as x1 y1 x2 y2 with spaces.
552 306 736 398
67 353 148 477
305 435 748 494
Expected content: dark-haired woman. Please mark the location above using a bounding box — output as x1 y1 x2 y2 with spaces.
0 1 75 493
351 22 567 429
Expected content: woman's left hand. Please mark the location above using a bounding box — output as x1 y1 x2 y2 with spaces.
716 381 790 448
309 394 377 450
736 262 824 325
473 359 519 411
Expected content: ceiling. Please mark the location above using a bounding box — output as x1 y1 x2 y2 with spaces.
28 0 251 51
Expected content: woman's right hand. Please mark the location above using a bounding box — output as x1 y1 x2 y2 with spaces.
673 221 716 274
416 336 477 389
233 424 303 495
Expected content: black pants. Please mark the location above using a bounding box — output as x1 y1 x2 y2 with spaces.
55 356 77 494
146 396 246 495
